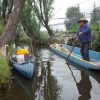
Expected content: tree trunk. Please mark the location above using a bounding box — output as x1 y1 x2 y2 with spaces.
45 24 53 37
0 0 26 47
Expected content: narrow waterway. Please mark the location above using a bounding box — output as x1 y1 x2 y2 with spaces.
0 46 100 100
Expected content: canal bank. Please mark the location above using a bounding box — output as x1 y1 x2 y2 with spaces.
0 55 11 85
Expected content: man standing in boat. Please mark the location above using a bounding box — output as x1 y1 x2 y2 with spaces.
75 18 91 61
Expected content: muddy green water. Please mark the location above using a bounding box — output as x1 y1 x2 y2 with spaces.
0 46 100 100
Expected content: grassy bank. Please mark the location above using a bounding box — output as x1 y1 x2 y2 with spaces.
18 31 65 46
0 55 11 84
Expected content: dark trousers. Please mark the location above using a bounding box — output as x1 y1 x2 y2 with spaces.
81 42 91 61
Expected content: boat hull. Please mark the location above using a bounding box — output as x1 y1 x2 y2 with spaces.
10 55 36 79
12 61 35 79
50 44 100 70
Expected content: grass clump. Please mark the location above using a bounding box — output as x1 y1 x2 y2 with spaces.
0 55 11 84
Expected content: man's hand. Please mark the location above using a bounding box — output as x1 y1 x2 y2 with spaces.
72 34 77 39
75 37 78 41
79 32 83 35
72 35 78 41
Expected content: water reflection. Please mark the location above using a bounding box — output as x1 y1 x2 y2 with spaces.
1 45 100 100
68 62 100 100
11 46 100 100
77 71 92 100
66 62 92 100
35 54 61 100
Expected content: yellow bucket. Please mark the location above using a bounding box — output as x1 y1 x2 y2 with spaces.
16 49 29 55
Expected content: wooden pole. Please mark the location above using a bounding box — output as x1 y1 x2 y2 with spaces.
30 38 34 54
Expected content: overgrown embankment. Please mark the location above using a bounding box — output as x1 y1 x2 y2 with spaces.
18 31 65 46
0 55 11 85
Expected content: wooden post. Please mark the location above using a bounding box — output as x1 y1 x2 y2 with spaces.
0 45 8 57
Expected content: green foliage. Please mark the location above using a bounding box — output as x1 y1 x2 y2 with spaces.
36 31 49 45
38 32 49 40
91 24 100 51
92 31 100 51
66 6 82 19
19 32 30 43
0 55 11 84
91 24 100 31
21 0 54 44
35 31 65 45
0 25 5 36
33 0 54 22
65 5 83 31
91 24 98 30
91 3 100 25
15 24 31 43
32 0 54 36
21 0 40 39
0 0 13 25
68 24 78 33
8 43 15 55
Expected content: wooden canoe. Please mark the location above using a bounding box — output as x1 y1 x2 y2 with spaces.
10 54 36 79
50 44 100 70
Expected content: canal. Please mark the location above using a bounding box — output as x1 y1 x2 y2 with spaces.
0 46 100 100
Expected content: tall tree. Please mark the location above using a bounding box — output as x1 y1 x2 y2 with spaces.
0 0 13 25
31 0 54 37
91 3 100 51
2 0 8 24
91 3 100 31
21 0 40 41
65 5 83 30
0 0 26 47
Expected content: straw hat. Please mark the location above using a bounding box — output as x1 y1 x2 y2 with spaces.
78 18 88 23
